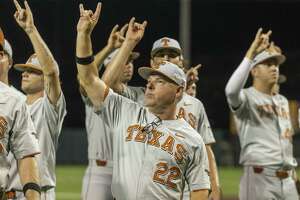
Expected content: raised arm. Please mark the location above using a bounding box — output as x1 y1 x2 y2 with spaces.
76 2 108 108
225 28 271 108
13 0 61 105
102 18 147 94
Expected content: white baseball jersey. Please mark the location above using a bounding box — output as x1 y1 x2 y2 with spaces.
82 95 113 161
0 82 39 189
121 86 145 105
96 89 210 200
122 86 215 144
230 87 297 168
7 91 66 191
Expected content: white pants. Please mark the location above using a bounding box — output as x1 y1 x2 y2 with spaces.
239 166 299 200
81 161 113 200
7 188 55 200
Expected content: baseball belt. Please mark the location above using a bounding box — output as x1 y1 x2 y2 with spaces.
252 166 290 179
89 159 113 167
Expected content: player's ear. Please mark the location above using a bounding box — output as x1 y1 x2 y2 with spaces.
175 86 184 102
150 59 154 68
251 67 257 78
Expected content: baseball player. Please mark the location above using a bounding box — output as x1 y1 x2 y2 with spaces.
0 27 26 100
76 3 210 199
186 82 197 97
79 24 139 200
5 1 67 200
225 28 299 200
103 36 220 199
0 32 41 200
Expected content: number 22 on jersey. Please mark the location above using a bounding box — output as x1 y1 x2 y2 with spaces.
153 161 181 191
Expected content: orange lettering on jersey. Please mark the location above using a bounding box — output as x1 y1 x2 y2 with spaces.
174 144 188 164
147 130 163 147
166 166 181 191
0 116 7 139
134 128 147 143
188 113 196 129
126 124 141 141
161 136 175 155
177 107 186 119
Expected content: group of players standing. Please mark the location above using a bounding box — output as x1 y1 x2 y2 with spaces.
0 1 299 200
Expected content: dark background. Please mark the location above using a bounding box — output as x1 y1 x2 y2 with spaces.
1 0 300 130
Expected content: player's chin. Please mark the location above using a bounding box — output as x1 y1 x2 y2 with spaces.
144 99 155 107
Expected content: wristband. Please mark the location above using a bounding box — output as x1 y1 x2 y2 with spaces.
23 182 41 196
76 55 94 65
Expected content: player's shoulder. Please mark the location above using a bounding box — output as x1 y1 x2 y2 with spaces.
180 92 204 107
0 83 25 105
276 93 289 103
173 119 204 145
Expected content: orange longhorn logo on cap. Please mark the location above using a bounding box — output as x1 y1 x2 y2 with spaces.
161 38 170 47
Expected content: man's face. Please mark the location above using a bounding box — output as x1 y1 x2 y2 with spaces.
151 49 183 69
144 74 181 109
120 60 134 83
252 58 280 85
186 83 197 97
21 69 44 94
0 51 11 72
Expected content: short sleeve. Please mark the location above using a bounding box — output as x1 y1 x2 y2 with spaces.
43 91 67 137
185 140 210 191
197 103 215 144
96 89 145 130
10 102 40 160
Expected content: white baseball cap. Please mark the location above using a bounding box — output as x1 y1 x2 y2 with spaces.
14 54 43 73
151 37 182 58
251 50 286 68
138 61 186 87
103 49 140 66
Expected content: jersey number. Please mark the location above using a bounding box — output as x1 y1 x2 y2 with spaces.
153 162 181 191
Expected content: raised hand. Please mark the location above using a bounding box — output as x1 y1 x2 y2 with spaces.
107 23 128 49
77 3 102 35
186 64 202 85
246 28 272 60
268 41 282 54
13 0 35 33
125 17 147 44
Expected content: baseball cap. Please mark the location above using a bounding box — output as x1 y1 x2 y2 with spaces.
103 49 140 66
138 61 186 87
0 27 13 59
151 37 182 58
251 50 286 68
14 54 43 73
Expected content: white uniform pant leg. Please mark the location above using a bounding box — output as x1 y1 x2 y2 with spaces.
239 166 299 200
282 177 299 200
41 188 55 200
81 165 113 200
